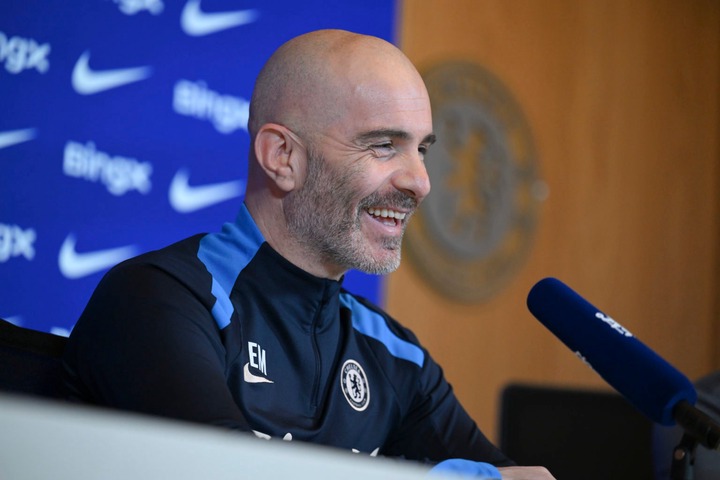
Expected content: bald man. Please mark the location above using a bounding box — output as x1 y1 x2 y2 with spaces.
63 30 554 479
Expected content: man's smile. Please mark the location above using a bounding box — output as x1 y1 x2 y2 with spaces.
365 207 408 229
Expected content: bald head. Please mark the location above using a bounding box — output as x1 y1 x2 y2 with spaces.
248 29 425 142
244 29 434 279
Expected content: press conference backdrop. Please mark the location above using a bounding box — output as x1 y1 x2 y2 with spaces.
0 0 395 335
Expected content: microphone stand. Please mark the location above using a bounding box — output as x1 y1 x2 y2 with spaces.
669 400 720 480
670 433 698 480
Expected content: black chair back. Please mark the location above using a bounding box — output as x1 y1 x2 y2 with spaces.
499 383 654 480
0 318 68 399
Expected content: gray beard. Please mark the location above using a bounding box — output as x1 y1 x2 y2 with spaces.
284 150 416 275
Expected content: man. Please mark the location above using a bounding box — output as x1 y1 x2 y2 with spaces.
63 30 554 479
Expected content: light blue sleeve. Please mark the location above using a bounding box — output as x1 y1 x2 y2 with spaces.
428 459 503 479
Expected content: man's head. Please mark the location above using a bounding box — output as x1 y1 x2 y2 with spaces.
245 29 434 279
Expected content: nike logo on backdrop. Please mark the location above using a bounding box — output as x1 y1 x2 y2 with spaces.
58 234 137 279
71 51 152 95
0 128 37 150
168 169 245 213
180 0 259 36
243 363 273 384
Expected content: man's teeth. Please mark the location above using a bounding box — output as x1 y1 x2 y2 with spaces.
367 208 407 220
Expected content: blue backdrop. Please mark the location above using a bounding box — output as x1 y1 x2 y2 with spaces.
0 0 396 335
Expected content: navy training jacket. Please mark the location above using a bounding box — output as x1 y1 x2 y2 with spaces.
63 203 512 466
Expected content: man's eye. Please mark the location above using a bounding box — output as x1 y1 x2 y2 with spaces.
419 144 432 158
371 142 394 151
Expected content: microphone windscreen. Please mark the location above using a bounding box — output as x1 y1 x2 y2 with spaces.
527 277 696 426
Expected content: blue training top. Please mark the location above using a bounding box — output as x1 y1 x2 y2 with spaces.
63 203 512 466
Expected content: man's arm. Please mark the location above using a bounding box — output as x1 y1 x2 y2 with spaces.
430 461 556 479
63 262 250 429
497 466 556 479
379 343 513 466
375 319 556 478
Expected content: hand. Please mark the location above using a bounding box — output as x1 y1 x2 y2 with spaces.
497 466 556 479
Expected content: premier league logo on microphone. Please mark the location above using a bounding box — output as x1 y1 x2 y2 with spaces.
595 311 634 337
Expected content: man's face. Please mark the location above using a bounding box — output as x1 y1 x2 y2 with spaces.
285 147 414 275
284 80 435 276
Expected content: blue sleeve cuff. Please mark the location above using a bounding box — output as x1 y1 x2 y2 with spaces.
428 459 502 479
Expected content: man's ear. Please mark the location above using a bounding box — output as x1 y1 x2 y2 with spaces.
254 123 303 192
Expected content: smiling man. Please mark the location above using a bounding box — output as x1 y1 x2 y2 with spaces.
63 30 554 480
245 30 435 280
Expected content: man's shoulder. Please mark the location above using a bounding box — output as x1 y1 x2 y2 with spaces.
339 290 425 369
339 290 398 326
101 233 209 291
116 233 203 266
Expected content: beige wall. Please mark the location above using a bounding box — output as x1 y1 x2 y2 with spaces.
389 0 720 441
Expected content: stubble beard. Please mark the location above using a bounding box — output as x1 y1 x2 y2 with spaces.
284 149 417 276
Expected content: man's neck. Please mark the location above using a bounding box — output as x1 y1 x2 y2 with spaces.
244 196 346 281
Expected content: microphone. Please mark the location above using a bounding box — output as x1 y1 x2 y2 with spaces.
527 277 720 450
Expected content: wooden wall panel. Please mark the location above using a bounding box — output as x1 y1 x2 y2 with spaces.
390 0 720 440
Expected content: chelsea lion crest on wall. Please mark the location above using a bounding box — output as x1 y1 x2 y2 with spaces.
405 62 546 302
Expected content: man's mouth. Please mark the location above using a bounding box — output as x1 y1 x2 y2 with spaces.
366 207 407 227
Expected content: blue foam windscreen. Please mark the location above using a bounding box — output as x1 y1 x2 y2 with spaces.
527 277 696 426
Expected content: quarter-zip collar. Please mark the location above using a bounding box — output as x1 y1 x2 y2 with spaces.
244 243 343 333
199 202 343 332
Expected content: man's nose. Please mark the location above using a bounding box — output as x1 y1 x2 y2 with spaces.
394 152 431 202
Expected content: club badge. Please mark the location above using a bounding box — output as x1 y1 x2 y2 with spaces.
340 359 370 412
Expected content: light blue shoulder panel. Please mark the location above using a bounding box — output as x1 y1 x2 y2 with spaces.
340 292 424 368
197 204 265 329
